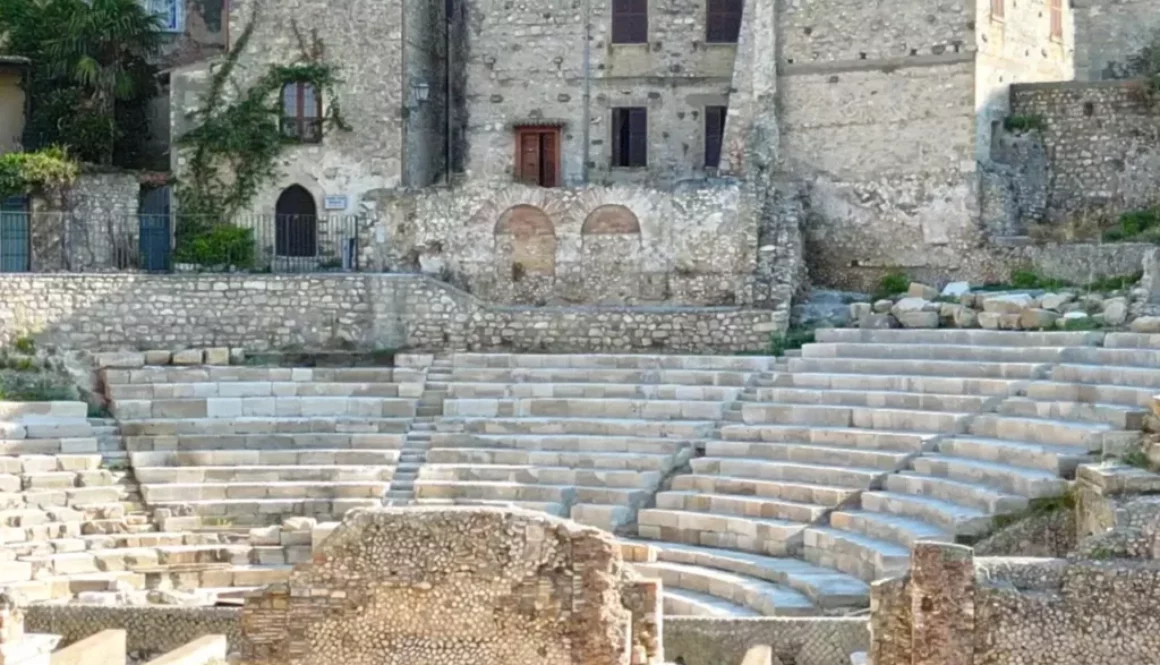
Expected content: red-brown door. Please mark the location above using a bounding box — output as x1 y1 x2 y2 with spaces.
515 127 561 187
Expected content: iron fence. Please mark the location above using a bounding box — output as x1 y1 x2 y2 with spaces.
0 211 366 274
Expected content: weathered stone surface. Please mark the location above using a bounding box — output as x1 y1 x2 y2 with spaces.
95 352 144 369
982 294 1035 314
1102 298 1129 326
952 306 978 329
978 312 1002 329
859 313 900 329
1130 316 1160 334
143 350 171 366
850 302 872 321
872 299 894 314
203 348 230 366
1039 292 1075 311
907 283 939 300
940 282 971 298
891 298 933 317
1019 308 1059 330
897 311 939 329
1145 248 1160 305
171 350 204 366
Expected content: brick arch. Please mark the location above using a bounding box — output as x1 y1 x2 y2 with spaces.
494 205 557 289
581 205 642 235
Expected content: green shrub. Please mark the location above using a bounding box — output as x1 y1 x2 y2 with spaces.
874 272 909 300
1103 208 1160 242
1003 114 1046 132
1061 316 1103 331
770 328 816 357
174 225 256 269
0 373 77 402
1087 271 1143 292
12 336 34 355
1008 269 1070 291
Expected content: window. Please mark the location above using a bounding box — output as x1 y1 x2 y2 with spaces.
611 108 647 168
990 0 1004 21
281 82 323 143
612 0 648 44
141 0 184 32
1049 0 1062 40
706 0 743 43
704 106 726 168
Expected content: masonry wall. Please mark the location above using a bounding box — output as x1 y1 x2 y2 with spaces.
1009 80 1160 225
401 0 446 187
24 172 141 273
0 68 24 155
457 0 735 187
663 617 868 665
24 606 241 655
0 273 784 353
1072 0 1160 80
368 181 774 307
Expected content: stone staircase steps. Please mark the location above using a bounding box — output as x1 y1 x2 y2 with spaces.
121 417 412 436
909 454 1069 498
936 436 1092 475
446 382 745 401
736 403 970 433
670 475 857 507
134 465 396 483
425 447 683 472
449 353 773 371
802 526 911 582
1059 346 1160 368
144 498 381 526
631 560 816 616
828 510 953 549
968 413 1131 449
1023 381 1156 408
430 432 699 455
411 498 570 518
787 357 1050 380
998 396 1148 429
801 342 1069 363
748 387 994 412
107 382 411 400
1052 364 1160 389
654 490 830 524
704 440 910 471
813 329 1101 347
770 372 1022 397
417 464 661 488
1103 332 1160 349
141 481 390 501
130 449 401 467
102 366 402 385
636 508 806 557
690 458 887 489
446 417 718 439
444 397 726 420
883 471 1029 515
718 424 935 453
124 432 407 452
114 396 417 420
859 491 993 537
659 587 762 617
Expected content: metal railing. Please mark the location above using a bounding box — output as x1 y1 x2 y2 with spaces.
0 211 366 274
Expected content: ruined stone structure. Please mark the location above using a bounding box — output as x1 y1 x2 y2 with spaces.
240 506 662 665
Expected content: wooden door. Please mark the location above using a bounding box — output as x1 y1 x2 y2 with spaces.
515 127 561 187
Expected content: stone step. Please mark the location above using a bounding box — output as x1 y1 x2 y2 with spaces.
859 491 992 537
124 431 407 452
670 475 856 507
636 509 805 557
0 418 95 440
739 403 969 433
416 464 660 488
145 499 380 525
414 480 646 506
909 454 1068 498
654 491 829 523
718 424 934 454
802 526 911 582
937 436 1093 475
114 396 417 420
749 387 993 413
447 367 756 386
1023 381 1156 409
448 418 717 439
102 366 400 385
632 561 816 616
813 329 1101 347
704 440 909 471
130 449 401 467
801 342 1067 363
660 587 761 617
1103 332 1160 349
445 382 744 401
626 540 870 610
109 381 411 401
141 481 389 502
968 414 1128 449
134 465 396 484
444 398 725 420
829 510 953 549
787 357 1048 380
425 447 684 472
0 455 103 473
1052 364 1160 389
430 432 699 455
0 438 100 455
999 396 1147 429
450 353 773 371
0 402 88 419
884 472 1029 515
570 503 636 531
411 497 569 517
690 458 885 489
1062 346 1160 368
120 417 412 437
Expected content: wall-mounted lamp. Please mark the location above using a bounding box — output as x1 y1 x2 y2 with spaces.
412 80 431 104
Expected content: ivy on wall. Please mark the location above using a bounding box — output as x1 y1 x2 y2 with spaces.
0 147 80 200
174 15 350 264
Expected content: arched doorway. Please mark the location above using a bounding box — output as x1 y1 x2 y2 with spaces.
275 185 317 257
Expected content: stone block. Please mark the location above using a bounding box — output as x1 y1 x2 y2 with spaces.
1019 308 1059 330
897 311 939 329
1039 292 1075 311
95 352 145 369
1144 247 1160 304
981 293 1035 314
849 302 872 320
171 349 204 365
859 313 899 329
1103 298 1129 326
891 297 933 315
872 299 893 314
143 350 172 365
229 348 247 365
952 306 977 329
204 348 230 365
1130 316 1160 333
940 281 970 298
978 312 1001 329
249 526 282 546
907 283 938 300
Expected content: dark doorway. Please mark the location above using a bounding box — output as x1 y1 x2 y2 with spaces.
138 186 172 272
514 127 561 187
275 185 318 257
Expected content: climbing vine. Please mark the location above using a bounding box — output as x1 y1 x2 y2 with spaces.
174 14 350 259
0 147 79 200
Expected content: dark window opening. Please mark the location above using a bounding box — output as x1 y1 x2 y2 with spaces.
612 0 648 44
611 108 648 168
281 82 323 143
704 106 726 168
706 0 743 43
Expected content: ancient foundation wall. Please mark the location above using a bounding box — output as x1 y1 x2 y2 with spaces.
0 273 782 353
663 617 868 665
23 606 241 655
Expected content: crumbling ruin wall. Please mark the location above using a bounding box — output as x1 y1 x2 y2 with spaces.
240 506 661 665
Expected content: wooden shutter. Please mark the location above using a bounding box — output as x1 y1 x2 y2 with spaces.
612 0 648 44
704 106 725 168
706 0 743 43
518 131 542 185
1049 0 1062 39
540 130 558 187
628 108 648 167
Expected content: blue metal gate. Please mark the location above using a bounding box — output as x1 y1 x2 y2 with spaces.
138 186 172 272
0 196 30 273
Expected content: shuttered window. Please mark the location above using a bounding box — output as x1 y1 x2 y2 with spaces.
612 0 648 44
706 0 743 43
704 106 726 168
612 108 647 168
1049 0 1062 40
281 82 323 143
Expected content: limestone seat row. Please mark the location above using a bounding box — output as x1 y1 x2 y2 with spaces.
104 363 421 527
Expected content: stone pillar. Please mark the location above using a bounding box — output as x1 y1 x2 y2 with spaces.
1143 247 1160 304
909 542 975 665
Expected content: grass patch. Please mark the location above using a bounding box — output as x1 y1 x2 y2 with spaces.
1121 447 1152 470
989 492 1075 531
0 372 77 402
1060 316 1104 331
1103 208 1160 242
872 271 909 301
1087 270 1143 292
769 328 816 357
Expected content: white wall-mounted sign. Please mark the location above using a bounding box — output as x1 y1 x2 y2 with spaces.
324 195 349 211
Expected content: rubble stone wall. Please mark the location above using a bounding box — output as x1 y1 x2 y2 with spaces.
23 606 241 655
240 507 656 665
27 172 140 273
0 273 784 353
663 616 869 665
1072 0 1160 80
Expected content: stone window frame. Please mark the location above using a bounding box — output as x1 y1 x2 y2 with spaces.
611 0 648 44
280 81 323 144
141 0 185 33
705 0 743 44
611 107 648 169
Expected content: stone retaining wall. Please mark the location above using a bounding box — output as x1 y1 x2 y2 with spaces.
663 617 869 665
0 273 783 353
23 606 241 654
